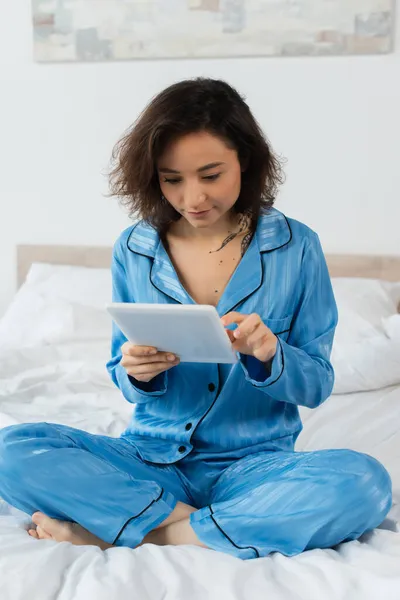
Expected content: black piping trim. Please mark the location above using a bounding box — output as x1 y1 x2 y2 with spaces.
127 224 178 302
262 214 293 255
125 213 292 256
263 339 285 387
142 364 222 468
209 505 260 558
227 265 264 315
225 215 293 316
127 214 293 315
275 328 290 336
112 488 164 545
188 363 222 444
127 224 198 305
126 222 156 259
126 223 137 253
149 257 190 306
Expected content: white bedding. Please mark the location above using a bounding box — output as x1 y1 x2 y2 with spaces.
0 340 399 600
0 264 399 600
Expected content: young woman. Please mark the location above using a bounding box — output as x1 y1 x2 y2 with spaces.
0 79 392 559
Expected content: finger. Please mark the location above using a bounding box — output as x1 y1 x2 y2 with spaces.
131 362 178 382
233 314 262 339
121 352 177 367
245 328 269 350
226 329 236 343
221 312 247 327
121 343 158 358
127 361 179 378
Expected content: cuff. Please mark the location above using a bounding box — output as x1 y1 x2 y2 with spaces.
114 490 177 548
239 338 284 388
128 372 168 394
190 506 259 560
116 363 168 403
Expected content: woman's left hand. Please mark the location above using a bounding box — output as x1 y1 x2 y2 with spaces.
221 312 278 363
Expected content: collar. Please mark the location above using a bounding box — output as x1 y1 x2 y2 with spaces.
126 208 292 258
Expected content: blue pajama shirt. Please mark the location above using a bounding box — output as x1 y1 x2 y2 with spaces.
0 209 392 559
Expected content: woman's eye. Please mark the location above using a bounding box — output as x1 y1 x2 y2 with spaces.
203 173 220 181
163 178 182 184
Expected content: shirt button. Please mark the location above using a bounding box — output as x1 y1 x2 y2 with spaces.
178 445 186 453
208 383 216 392
185 423 193 431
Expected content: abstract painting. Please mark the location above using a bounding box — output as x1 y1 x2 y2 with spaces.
32 0 396 62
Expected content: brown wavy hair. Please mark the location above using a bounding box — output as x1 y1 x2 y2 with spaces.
109 78 284 232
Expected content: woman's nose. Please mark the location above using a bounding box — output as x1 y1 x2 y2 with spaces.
184 187 207 210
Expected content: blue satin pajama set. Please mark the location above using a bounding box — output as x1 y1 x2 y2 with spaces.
0 209 392 559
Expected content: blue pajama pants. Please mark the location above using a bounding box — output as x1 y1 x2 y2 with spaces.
0 422 392 559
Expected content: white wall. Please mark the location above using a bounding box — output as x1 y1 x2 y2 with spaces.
1 3 399 316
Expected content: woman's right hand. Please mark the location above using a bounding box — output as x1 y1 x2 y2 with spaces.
120 343 180 383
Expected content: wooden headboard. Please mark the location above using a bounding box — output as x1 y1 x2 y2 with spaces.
16 244 400 288
17 245 112 287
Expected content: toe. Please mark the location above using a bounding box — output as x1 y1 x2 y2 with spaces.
32 512 46 525
36 525 52 540
33 513 60 532
28 529 39 539
32 513 71 541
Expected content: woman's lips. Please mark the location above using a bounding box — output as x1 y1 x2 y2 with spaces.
187 209 212 218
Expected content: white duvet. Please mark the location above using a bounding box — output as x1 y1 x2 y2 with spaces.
0 265 399 600
0 340 399 600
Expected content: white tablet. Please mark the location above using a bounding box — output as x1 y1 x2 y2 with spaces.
106 303 237 364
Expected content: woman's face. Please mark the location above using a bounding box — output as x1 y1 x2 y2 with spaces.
157 131 242 229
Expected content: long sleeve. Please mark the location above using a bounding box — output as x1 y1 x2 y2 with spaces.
240 232 338 409
106 246 168 404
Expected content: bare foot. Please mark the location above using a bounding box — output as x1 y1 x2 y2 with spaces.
28 512 112 550
28 503 199 551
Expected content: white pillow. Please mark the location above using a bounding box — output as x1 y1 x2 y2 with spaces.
383 314 400 338
332 278 400 344
0 263 112 348
331 278 400 394
22 263 111 309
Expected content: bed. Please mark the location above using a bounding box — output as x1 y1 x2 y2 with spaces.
0 245 399 600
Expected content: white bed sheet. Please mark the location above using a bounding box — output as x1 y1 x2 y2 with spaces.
0 341 399 600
